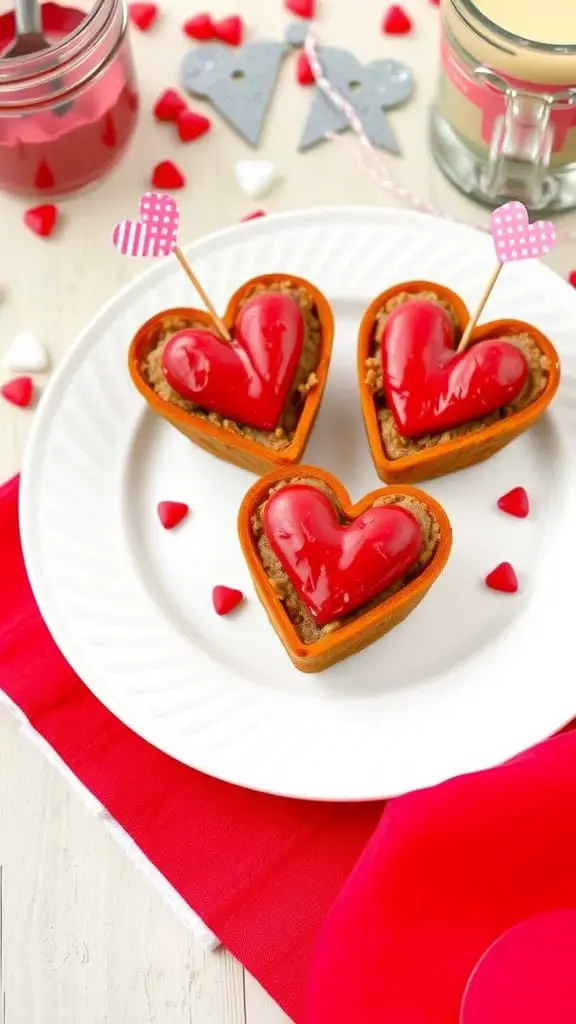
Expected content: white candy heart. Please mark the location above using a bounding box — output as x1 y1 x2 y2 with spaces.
235 160 278 198
2 331 49 373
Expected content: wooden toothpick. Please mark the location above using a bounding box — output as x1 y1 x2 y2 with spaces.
173 246 231 342
457 263 503 353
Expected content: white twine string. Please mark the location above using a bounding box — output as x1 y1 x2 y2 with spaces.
303 32 576 246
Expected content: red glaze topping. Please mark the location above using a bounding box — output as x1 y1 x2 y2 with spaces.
263 484 422 626
380 299 529 439
161 292 304 432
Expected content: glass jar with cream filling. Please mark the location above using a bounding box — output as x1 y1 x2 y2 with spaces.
431 0 576 212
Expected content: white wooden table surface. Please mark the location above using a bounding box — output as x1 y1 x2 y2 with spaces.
0 0 574 1020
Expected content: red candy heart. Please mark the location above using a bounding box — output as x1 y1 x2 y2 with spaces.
162 292 304 431
1 376 34 408
213 586 244 615
380 300 529 438
285 0 315 17
240 209 266 222
157 501 189 529
128 2 158 30
485 562 519 594
213 14 243 45
23 204 58 238
151 160 186 190
296 50 315 85
177 110 212 142
569 271 576 288
153 88 187 122
183 12 215 39
382 4 413 33
497 487 530 518
263 484 422 626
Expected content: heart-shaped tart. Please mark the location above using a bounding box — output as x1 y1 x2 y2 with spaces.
238 465 452 673
128 274 334 475
358 280 560 483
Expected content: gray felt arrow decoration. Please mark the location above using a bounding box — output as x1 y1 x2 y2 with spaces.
181 41 288 148
298 47 414 154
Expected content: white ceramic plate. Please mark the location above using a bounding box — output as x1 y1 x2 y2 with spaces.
20 207 576 802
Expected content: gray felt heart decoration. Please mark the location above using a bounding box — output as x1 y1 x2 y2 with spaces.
298 47 414 154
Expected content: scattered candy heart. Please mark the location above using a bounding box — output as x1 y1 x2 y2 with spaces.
212 586 244 616
23 204 58 238
240 209 266 221
113 192 180 258
382 4 413 34
181 41 287 148
296 50 315 85
568 270 576 288
429 0 440 5
34 160 55 191
485 562 519 594
128 2 158 31
2 331 49 374
490 202 556 262
183 11 215 40
157 501 189 530
1 376 34 408
153 88 187 123
235 159 277 198
177 110 212 142
497 487 530 519
285 0 315 17
213 14 244 46
151 160 186 190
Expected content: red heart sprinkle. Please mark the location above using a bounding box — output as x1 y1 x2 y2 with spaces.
485 562 519 594
34 160 55 191
1 376 34 408
296 50 315 85
429 0 440 5
212 586 244 616
213 14 243 45
497 487 530 519
382 4 413 33
151 160 186 190
128 2 158 30
157 501 189 530
153 88 188 123
23 204 58 238
177 110 212 142
569 270 576 288
183 12 216 39
285 0 315 17
240 209 266 221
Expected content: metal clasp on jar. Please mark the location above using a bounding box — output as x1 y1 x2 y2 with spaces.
474 67 576 209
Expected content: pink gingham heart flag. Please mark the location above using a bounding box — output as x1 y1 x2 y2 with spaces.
112 193 180 258
490 202 556 263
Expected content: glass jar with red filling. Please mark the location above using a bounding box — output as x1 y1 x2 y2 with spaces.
0 0 139 196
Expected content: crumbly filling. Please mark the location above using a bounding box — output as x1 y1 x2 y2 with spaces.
141 281 322 450
364 290 550 460
251 477 439 645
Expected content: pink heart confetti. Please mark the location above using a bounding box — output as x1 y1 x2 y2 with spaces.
112 192 180 258
490 202 556 263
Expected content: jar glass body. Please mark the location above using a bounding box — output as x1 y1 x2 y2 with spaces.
430 0 576 212
0 0 139 197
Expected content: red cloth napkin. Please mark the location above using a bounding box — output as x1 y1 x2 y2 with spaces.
0 475 382 1022
305 728 576 1024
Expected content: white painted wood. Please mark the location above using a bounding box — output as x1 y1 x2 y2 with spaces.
1 0 575 1019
